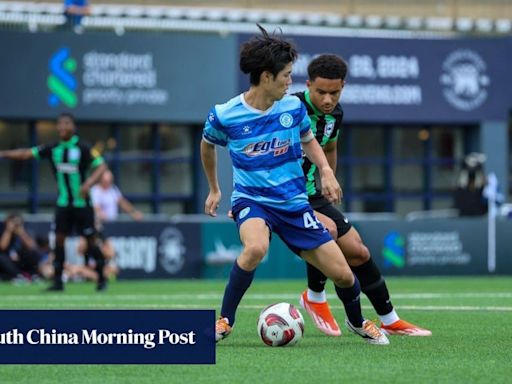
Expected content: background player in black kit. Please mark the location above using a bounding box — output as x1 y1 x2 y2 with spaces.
296 54 432 337
0 113 108 291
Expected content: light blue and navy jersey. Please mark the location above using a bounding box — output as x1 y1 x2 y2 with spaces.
203 93 313 212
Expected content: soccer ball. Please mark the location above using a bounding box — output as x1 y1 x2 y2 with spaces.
257 302 305 347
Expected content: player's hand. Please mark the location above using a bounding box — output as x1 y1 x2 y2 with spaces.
204 190 221 217
79 184 90 198
132 211 144 221
5 219 17 232
320 167 342 204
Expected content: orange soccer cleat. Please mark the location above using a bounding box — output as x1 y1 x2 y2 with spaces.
380 319 432 336
299 290 341 336
215 317 232 342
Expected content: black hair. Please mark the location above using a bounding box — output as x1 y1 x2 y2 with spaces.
36 235 49 248
58 112 76 125
5 212 22 222
240 24 298 85
307 54 348 81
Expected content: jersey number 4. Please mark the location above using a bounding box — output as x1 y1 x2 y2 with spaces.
303 212 321 229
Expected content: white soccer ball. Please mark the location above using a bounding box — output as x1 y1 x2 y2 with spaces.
257 302 305 347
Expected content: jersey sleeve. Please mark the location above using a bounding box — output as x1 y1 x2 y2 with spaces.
298 103 314 143
202 107 228 147
89 147 104 168
31 144 52 160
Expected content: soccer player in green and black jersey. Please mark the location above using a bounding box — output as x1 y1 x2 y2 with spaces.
0 113 108 291
295 55 432 337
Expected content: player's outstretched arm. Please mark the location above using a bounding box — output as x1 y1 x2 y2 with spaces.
302 137 341 204
200 139 221 217
0 149 34 161
80 163 107 198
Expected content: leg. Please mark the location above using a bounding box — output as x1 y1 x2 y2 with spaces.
300 211 341 336
340 227 431 336
50 232 66 290
77 206 107 291
85 235 106 290
305 210 336 294
220 218 269 327
0 254 20 280
339 227 394 317
301 241 389 345
50 207 71 290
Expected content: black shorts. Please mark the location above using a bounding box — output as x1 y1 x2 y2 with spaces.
308 195 352 238
54 206 96 237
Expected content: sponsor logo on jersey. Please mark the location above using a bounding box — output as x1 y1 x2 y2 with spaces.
56 163 79 173
243 137 290 157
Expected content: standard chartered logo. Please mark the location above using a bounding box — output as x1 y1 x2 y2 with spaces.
48 48 78 108
382 231 405 269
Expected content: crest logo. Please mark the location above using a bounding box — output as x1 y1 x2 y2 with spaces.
440 49 490 111
279 113 293 128
158 227 186 274
324 121 335 138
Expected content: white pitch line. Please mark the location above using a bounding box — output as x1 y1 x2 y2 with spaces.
0 304 510 311
0 292 511 301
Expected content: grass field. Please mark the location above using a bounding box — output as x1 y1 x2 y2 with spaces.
0 277 511 384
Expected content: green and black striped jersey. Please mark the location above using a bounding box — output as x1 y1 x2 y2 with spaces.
295 90 343 197
31 135 104 208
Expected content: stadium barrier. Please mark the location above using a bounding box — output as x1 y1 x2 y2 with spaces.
13 215 512 279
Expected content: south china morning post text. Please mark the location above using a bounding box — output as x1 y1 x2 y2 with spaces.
0 328 196 349
0 310 215 364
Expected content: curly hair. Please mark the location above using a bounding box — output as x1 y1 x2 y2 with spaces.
307 54 348 81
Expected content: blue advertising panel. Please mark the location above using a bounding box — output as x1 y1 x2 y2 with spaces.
238 34 512 123
0 30 237 122
23 221 202 279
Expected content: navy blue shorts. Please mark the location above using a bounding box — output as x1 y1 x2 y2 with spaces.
232 199 333 256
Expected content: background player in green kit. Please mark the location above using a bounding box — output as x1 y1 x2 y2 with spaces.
295 54 432 337
0 113 108 291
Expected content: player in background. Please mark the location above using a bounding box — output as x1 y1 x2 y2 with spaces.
0 113 108 291
201 25 389 345
296 54 431 337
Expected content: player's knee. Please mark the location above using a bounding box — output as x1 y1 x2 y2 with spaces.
244 242 267 260
325 222 338 239
354 242 371 263
331 268 355 288
340 238 371 266
241 243 268 267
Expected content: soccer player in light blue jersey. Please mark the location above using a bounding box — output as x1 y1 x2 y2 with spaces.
201 25 389 345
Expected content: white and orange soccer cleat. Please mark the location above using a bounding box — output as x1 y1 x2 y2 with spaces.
299 290 341 336
380 319 432 336
345 319 390 345
215 317 232 342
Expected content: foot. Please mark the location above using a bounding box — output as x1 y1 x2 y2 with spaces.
96 280 108 292
381 319 432 336
345 319 390 345
215 317 232 342
45 283 64 292
299 290 341 336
